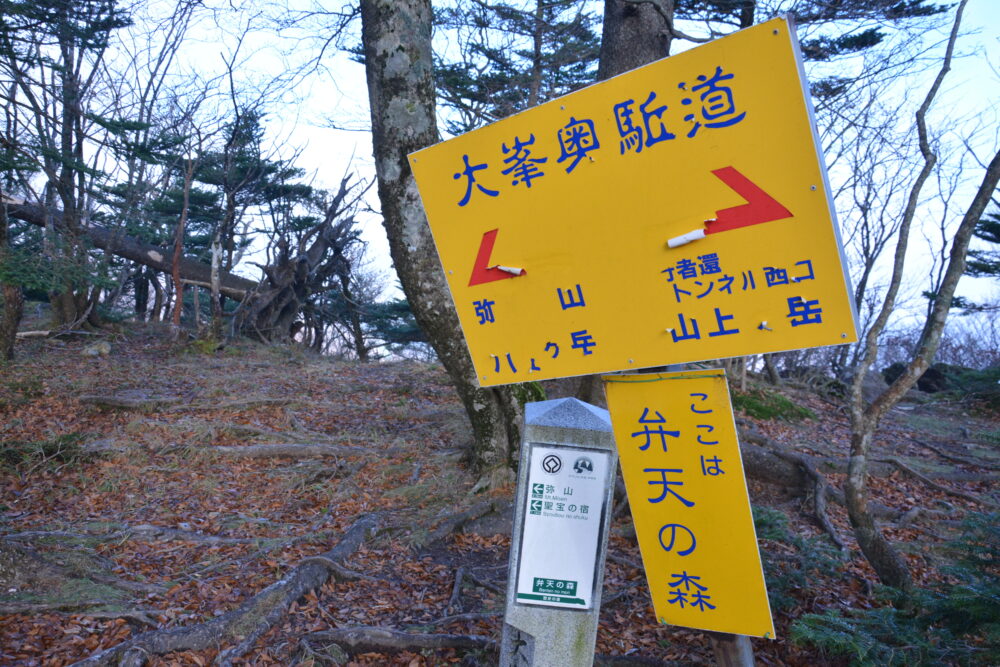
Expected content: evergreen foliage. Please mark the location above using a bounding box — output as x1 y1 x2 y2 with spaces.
0 0 131 55
1 432 91 471
365 297 426 351
883 361 1000 410
433 0 601 133
791 512 1000 666
966 197 1000 280
752 506 840 613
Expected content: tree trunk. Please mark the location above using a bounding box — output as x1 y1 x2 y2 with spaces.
134 269 149 321
360 0 521 482
0 204 23 361
763 354 781 385
210 236 223 339
336 263 369 361
844 425 913 589
570 0 675 400
0 282 22 361
597 0 671 81
172 158 195 334
150 274 164 323
528 0 544 107
843 0 1000 593
597 8 751 661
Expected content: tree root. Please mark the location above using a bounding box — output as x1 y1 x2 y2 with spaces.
202 443 377 459
187 527 349 578
602 580 643 606
412 611 502 628
0 600 113 614
0 600 161 629
85 609 162 629
792 451 849 555
168 397 299 412
879 456 999 508
594 655 685 666
125 524 262 544
5 524 261 547
606 552 644 573
297 626 496 659
297 555 379 582
912 438 1000 470
417 500 497 550
447 566 466 614
463 569 502 595
738 428 849 553
69 514 379 667
78 394 183 411
1 539 163 608
893 507 954 537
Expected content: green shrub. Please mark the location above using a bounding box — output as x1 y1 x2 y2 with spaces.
753 506 840 614
1 432 91 470
952 367 1000 413
733 387 816 421
924 512 1000 652
883 363 1000 412
186 336 223 354
511 381 545 406
791 512 1000 666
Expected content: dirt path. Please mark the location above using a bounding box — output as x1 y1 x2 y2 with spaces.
2 325 997 665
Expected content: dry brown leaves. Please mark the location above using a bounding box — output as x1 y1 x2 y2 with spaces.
1 326 996 665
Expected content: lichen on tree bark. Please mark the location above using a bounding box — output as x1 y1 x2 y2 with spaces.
360 0 521 484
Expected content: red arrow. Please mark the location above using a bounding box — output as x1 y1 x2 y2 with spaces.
706 166 793 235
469 228 527 286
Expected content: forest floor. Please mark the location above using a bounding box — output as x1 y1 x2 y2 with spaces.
1 322 998 666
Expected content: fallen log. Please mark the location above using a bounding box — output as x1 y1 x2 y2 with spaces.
14 330 51 339
70 514 379 667
4 195 258 301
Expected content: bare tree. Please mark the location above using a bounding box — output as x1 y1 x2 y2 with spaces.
844 0 1000 591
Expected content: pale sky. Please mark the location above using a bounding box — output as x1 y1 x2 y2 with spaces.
178 0 999 310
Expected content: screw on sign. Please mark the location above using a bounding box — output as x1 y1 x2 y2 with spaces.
541 454 562 474
409 17 859 387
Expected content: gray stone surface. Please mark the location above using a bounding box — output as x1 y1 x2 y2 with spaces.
500 398 618 667
524 398 613 433
861 370 889 404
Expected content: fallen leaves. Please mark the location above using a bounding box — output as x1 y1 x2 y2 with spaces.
1 327 997 665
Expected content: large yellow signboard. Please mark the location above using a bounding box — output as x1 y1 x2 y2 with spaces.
410 18 857 387
603 370 773 637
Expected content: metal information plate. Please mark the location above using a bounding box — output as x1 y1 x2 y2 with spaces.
515 444 610 609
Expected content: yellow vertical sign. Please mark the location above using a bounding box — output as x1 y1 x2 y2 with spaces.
603 369 773 637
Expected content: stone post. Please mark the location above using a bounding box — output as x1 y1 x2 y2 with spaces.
500 398 618 667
